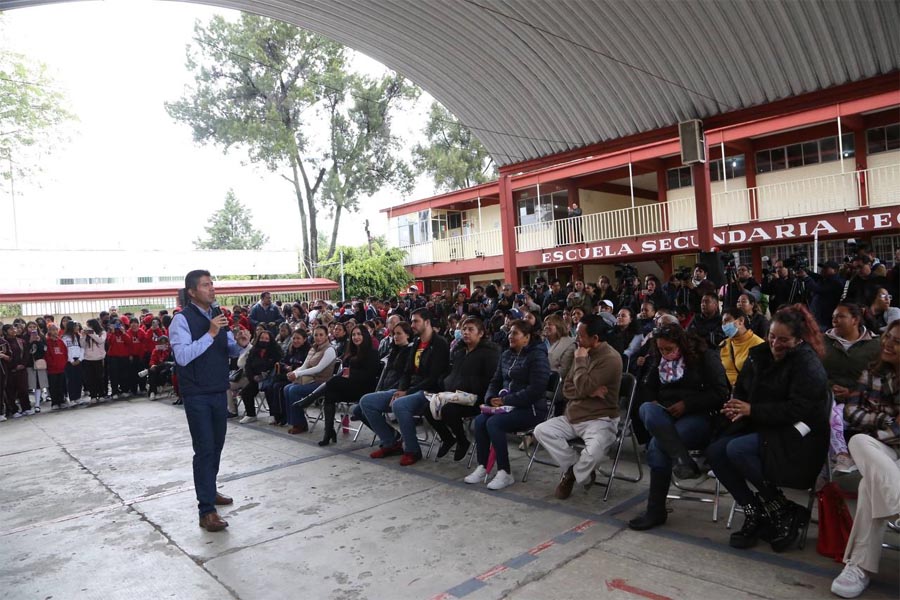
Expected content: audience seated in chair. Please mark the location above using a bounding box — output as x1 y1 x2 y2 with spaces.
266 330 309 426
237 329 282 424
283 325 337 434
707 304 829 553
465 319 550 490
359 308 450 466
316 325 381 446
719 308 766 387
533 314 622 500
831 320 900 598
424 316 500 461
628 323 729 530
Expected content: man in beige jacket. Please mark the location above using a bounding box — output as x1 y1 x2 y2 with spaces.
533 314 623 499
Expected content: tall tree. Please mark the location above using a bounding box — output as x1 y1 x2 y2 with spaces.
0 28 75 190
413 102 496 192
166 14 416 275
318 237 412 300
194 189 268 250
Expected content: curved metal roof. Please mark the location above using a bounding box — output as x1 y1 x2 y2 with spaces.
5 0 900 165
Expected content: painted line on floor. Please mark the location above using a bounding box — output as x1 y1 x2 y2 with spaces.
433 519 601 600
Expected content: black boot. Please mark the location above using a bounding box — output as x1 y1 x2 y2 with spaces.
729 494 770 549
318 426 337 446
763 490 809 553
628 469 671 530
650 421 701 479
318 401 337 446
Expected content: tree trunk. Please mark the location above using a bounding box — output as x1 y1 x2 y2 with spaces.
288 157 312 276
328 198 343 259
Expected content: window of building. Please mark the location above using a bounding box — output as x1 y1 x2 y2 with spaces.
710 155 746 182
666 165 693 189
137 276 153 284
866 123 900 155
872 234 900 267
515 187 567 226
756 133 855 174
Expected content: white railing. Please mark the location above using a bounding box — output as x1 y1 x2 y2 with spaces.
865 163 900 207
400 241 434 266
713 188 753 226
433 229 503 262
399 230 503 266
666 195 698 232
756 170 859 221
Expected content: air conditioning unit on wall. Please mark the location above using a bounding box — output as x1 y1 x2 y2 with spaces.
679 119 706 165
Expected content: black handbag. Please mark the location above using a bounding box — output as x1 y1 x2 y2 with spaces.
228 368 244 383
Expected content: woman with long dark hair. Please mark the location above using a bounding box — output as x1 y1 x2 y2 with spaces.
317 325 381 446
82 319 107 402
267 330 310 425
238 329 282 424
628 323 729 531
331 322 349 358
707 304 829 553
736 292 769 339
61 321 84 406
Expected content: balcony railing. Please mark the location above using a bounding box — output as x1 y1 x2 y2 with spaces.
514 164 899 252
400 229 503 266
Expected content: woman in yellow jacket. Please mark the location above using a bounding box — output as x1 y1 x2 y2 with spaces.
720 308 766 386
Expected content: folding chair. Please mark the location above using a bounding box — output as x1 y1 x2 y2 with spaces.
517 371 564 482
594 372 643 501
298 359 342 431
668 454 724 522
883 518 900 552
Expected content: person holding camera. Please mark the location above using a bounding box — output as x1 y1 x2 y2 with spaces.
722 265 762 309
762 260 796 312
803 261 845 331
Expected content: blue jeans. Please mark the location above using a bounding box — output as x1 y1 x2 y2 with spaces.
706 433 766 506
474 409 542 473
390 391 429 454
284 382 320 426
640 402 711 471
359 389 401 449
183 392 228 517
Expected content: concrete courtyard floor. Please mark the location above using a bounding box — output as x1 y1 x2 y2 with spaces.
1 395 898 600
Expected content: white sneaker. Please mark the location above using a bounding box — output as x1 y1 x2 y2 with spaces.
23 409 34 416
12 412 23 419
487 469 515 491
239 416 257 424
78 398 89 406
111 394 119 400
464 465 488 484
834 453 858 474
0 414 6 422
149 393 157 400
138 369 149 378
831 564 869 598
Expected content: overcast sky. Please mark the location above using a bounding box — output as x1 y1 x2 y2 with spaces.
1 0 436 253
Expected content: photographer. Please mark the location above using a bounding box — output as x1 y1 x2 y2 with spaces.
615 264 641 313
803 261 845 331
722 265 762 309
664 272 691 309
685 263 717 314
761 259 795 312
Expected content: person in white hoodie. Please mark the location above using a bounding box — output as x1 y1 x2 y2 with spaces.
82 319 107 403
61 321 85 407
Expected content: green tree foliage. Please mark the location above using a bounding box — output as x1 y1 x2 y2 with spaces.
0 21 75 189
194 189 268 250
413 102 495 192
166 14 416 275
318 237 411 300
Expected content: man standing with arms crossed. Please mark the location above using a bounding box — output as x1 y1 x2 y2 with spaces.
170 270 251 532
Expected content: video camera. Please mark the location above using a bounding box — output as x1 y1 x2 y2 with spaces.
783 252 810 276
674 266 693 281
717 251 738 282
614 263 639 285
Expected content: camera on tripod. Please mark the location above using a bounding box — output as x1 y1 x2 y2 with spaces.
783 252 809 276
717 251 738 282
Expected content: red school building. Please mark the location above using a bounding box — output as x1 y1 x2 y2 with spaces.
385 76 900 292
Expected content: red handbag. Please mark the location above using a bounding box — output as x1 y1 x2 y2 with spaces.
816 481 854 561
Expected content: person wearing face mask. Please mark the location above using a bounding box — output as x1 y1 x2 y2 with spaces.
627 323 729 531
707 304 829 553
719 308 766 387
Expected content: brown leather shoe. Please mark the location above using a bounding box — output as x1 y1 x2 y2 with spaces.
198 512 229 532
215 493 233 506
287 423 308 435
555 466 576 500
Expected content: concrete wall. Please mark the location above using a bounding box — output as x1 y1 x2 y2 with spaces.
580 189 656 213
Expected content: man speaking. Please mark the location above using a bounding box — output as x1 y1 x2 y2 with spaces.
170 270 250 532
